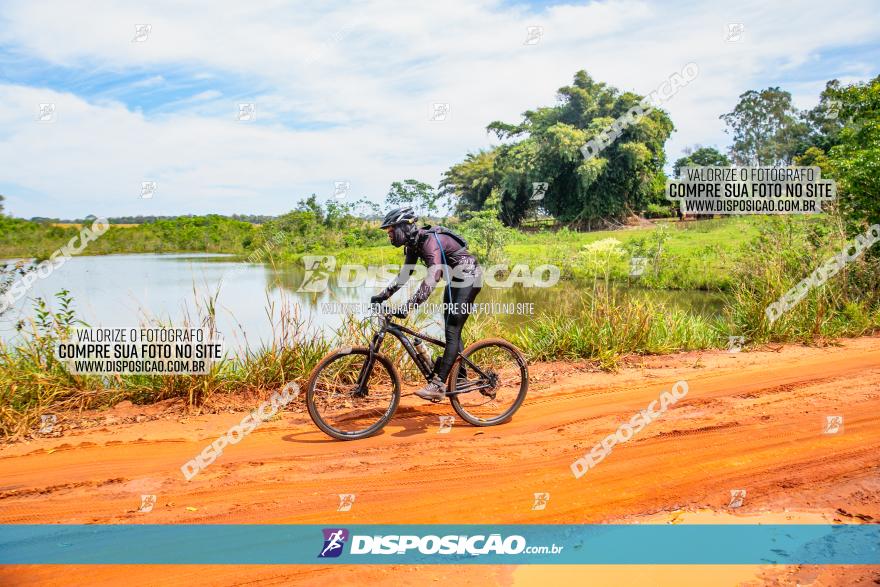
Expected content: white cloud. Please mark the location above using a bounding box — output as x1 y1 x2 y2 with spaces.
0 0 877 217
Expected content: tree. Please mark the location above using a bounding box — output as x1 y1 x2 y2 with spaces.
673 146 731 178
799 80 847 155
444 70 674 227
456 190 513 264
352 198 382 219
825 74 880 231
720 87 809 166
324 200 355 227
793 146 832 175
386 180 440 217
439 150 498 214
0 194 4 215
295 194 324 222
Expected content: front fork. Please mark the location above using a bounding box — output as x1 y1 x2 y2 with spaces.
353 331 385 395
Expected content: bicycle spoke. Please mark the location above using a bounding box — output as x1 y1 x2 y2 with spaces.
309 350 398 438
450 341 527 425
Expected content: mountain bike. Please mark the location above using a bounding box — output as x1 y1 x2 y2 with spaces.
305 310 529 440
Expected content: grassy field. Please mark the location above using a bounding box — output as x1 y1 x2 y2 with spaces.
333 216 768 291
0 215 257 259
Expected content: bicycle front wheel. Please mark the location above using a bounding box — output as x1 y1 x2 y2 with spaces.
448 338 528 426
306 347 401 440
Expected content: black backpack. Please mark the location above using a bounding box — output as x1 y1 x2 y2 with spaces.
422 225 468 250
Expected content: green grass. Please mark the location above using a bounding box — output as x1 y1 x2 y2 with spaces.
0 215 257 259
462 287 727 370
502 217 762 290
0 290 335 438
299 216 768 291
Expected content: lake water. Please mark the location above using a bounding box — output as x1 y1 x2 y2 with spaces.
0 254 724 352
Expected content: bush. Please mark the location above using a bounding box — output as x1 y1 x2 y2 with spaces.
645 203 675 218
725 216 880 343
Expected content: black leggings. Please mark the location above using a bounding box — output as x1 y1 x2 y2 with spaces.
432 268 482 382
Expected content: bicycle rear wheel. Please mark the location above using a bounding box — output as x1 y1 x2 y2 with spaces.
306 347 401 440
448 338 528 426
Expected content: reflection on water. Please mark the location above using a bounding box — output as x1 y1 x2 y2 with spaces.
0 254 724 352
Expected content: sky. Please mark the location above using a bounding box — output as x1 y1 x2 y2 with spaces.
0 0 877 219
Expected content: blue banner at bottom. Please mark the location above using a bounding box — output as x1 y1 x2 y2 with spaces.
0 524 878 565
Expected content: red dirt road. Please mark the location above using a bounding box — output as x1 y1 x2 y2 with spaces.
2 337 879 585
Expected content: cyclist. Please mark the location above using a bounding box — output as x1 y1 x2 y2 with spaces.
370 206 482 401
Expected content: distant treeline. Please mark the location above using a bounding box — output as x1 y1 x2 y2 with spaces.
28 214 278 225
1 199 388 260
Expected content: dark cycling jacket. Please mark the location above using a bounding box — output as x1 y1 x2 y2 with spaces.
376 227 479 307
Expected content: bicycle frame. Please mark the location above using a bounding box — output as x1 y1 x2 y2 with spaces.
353 314 493 396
